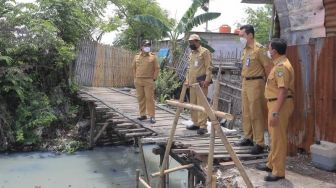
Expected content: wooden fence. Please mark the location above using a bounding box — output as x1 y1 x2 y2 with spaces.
74 40 135 87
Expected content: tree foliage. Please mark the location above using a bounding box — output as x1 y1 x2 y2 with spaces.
134 0 220 63
242 5 272 45
0 0 110 150
110 0 173 51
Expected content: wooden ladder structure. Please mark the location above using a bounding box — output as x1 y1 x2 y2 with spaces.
136 82 254 188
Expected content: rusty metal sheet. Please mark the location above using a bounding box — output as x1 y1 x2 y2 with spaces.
285 36 336 155
324 0 336 36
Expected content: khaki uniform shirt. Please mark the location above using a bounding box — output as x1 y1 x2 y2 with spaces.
132 52 160 79
265 56 295 99
241 40 271 78
186 46 212 83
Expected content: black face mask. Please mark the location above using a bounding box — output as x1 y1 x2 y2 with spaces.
189 44 197 50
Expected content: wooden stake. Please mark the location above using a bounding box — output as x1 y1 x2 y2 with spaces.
188 170 195 188
88 102 96 148
158 85 188 187
138 139 150 184
211 175 217 188
136 169 140 188
194 84 254 188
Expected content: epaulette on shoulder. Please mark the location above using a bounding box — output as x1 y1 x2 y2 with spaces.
256 43 264 48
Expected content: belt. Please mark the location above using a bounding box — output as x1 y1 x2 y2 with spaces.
268 96 293 102
245 76 263 80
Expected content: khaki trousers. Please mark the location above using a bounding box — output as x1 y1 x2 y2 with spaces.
134 78 155 117
190 86 208 128
241 79 266 146
266 99 294 177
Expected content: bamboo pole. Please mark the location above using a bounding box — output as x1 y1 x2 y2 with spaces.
152 164 194 177
138 139 150 184
139 177 151 188
158 85 188 188
206 78 221 186
194 84 254 188
165 100 233 120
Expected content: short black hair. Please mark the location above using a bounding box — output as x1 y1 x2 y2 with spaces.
141 39 151 46
270 38 287 55
240 25 255 37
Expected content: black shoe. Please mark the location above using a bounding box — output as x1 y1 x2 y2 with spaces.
186 124 200 130
234 138 254 146
149 117 156 124
264 174 285 182
250 144 264 155
137 116 147 121
197 128 208 135
256 163 272 172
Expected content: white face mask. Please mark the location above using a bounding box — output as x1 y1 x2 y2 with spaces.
240 37 247 47
267 50 272 59
143 47 150 53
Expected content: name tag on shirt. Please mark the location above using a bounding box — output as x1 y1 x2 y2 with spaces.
194 60 199 67
246 57 251 67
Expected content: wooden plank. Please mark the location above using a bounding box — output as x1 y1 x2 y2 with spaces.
220 158 268 167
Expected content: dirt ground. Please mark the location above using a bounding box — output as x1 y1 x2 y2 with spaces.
216 154 336 188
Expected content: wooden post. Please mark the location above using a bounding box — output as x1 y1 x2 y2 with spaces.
158 85 188 187
88 102 96 148
188 170 195 188
138 139 150 184
159 150 166 188
194 84 254 188
211 175 217 188
136 169 140 188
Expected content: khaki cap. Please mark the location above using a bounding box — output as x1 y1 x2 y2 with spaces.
188 34 200 41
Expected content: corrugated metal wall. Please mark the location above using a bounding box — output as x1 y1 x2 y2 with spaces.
74 40 135 87
286 36 336 155
324 0 336 36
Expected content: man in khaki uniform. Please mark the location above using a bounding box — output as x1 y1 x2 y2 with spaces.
184 34 213 135
236 25 273 154
132 40 160 124
256 38 294 181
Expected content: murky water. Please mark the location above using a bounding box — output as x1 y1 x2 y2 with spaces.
0 145 187 188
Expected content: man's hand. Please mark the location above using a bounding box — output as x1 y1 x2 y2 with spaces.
269 112 279 127
201 80 210 88
184 80 189 86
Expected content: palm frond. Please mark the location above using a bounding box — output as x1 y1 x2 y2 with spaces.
184 12 221 32
134 15 172 37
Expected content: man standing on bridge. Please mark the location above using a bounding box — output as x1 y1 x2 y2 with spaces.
235 25 273 154
132 40 160 124
184 34 213 135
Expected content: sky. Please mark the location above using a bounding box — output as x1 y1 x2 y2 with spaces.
16 0 263 44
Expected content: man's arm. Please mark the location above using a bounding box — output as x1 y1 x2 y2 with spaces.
258 48 273 77
153 56 160 80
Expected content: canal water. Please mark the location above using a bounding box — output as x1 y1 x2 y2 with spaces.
0 145 188 188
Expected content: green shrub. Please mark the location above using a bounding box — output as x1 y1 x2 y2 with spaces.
155 69 181 103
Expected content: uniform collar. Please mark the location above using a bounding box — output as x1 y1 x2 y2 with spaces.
273 55 287 65
246 39 256 49
140 52 150 56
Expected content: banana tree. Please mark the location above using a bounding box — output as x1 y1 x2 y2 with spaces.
134 0 220 65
